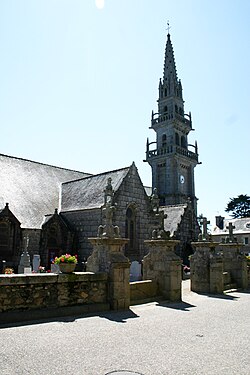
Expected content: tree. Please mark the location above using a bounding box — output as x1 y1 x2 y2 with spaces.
225 194 250 218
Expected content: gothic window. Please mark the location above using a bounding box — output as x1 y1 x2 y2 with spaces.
125 206 136 254
175 133 180 145
163 106 168 113
175 104 178 112
164 88 167 96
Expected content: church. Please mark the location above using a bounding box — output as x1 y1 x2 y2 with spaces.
0 32 200 270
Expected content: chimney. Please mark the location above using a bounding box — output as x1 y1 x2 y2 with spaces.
215 216 224 230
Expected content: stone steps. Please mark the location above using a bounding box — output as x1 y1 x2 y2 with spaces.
223 272 237 292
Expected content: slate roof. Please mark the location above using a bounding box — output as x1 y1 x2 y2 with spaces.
161 204 187 236
144 186 152 196
212 217 250 235
0 154 90 229
61 166 131 211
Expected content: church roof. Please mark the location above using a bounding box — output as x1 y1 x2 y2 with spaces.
212 217 250 235
61 165 132 211
161 204 187 236
0 154 90 229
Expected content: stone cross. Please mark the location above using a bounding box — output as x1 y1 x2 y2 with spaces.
199 217 210 241
226 222 236 243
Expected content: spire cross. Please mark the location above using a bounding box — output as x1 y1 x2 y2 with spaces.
166 21 171 34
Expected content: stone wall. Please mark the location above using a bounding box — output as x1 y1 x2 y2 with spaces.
191 242 249 293
130 280 158 304
0 272 108 316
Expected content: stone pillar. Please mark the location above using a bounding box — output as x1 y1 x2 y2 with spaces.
209 253 224 294
87 177 130 310
220 243 248 289
190 241 220 293
87 237 130 310
143 239 182 301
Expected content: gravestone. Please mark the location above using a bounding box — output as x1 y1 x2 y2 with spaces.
51 263 60 273
130 261 142 281
18 236 32 274
32 254 40 272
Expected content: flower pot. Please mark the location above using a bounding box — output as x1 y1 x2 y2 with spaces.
59 263 76 273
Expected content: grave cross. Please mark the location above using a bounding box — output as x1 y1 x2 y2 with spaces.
200 217 210 241
226 222 236 243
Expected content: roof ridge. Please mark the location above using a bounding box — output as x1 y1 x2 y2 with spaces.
62 164 132 185
0 153 91 175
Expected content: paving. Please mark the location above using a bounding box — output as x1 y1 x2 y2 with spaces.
0 281 249 375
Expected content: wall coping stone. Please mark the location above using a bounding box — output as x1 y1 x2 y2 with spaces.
0 272 107 286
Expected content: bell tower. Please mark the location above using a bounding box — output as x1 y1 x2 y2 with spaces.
145 30 199 213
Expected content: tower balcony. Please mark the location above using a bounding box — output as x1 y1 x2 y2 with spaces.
146 144 199 163
151 112 192 129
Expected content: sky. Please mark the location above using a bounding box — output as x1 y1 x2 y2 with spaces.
0 0 249 226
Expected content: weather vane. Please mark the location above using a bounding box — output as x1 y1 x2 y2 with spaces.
166 21 171 34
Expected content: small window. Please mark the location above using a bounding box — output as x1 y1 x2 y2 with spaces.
175 133 180 145
244 237 249 245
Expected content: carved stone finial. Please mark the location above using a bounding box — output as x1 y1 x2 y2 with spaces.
98 178 120 238
104 177 114 205
150 188 160 214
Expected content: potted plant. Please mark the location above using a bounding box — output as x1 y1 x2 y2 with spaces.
53 254 77 273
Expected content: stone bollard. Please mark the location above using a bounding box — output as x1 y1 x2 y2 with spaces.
143 239 182 302
87 237 130 310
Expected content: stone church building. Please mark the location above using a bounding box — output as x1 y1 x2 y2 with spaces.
0 32 200 270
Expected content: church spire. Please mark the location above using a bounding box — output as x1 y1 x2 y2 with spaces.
163 32 178 85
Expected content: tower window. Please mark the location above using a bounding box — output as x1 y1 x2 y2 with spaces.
175 105 178 112
162 134 167 148
181 136 186 148
175 133 180 145
163 106 168 113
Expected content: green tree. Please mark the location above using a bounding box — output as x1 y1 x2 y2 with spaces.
225 194 250 218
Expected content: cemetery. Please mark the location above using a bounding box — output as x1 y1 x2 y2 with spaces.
0 184 249 324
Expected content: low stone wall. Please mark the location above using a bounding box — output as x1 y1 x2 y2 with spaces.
0 272 108 322
130 280 158 305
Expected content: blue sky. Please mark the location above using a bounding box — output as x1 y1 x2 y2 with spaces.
0 0 249 225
